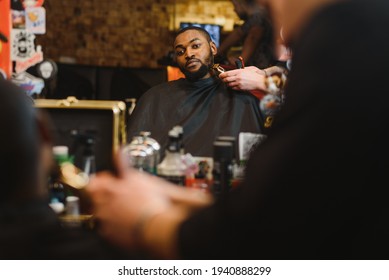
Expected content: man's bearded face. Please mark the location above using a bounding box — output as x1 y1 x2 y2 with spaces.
174 30 216 81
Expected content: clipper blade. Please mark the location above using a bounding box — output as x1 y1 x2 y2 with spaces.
212 64 225 76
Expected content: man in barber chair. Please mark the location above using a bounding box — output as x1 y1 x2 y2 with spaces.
127 26 264 157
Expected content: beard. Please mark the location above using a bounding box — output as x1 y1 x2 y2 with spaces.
181 64 210 82
179 47 214 82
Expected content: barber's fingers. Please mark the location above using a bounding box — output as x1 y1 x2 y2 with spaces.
219 74 237 86
161 184 213 209
219 70 238 79
113 148 132 178
86 173 121 203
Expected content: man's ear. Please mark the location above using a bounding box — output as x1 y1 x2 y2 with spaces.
210 41 217 56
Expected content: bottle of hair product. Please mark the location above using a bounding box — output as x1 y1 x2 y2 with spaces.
212 141 234 199
157 129 186 186
80 137 96 176
48 146 72 214
172 125 184 155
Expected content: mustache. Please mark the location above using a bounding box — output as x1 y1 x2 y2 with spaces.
185 58 201 67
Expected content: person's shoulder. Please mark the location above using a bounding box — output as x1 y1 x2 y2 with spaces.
134 79 184 107
144 79 183 94
141 81 170 97
246 12 266 26
240 14 263 34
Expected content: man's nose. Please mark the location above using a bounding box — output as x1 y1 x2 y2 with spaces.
185 50 195 59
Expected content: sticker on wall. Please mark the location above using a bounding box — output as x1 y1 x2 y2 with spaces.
0 0 12 79
12 10 26 29
11 71 44 96
22 0 44 8
36 59 58 80
11 29 36 61
26 7 45 34
15 45 43 73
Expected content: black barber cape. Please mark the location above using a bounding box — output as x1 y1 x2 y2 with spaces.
127 76 263 157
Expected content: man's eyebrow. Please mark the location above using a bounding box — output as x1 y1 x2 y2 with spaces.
174 37 201 49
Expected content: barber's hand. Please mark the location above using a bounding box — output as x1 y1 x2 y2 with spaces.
86 150 213 251
219 66 267 92
86 151 171 249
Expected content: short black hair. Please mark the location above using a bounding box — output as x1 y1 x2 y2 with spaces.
0 79 39 201
175 26 212 44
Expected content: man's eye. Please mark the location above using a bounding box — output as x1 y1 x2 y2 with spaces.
176 50 185 56
192 44 200 49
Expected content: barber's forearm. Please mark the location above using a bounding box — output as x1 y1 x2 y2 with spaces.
140 206 188 259
164 185 214 210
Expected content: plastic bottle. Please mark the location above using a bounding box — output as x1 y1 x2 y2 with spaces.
157 129 186 186
65 196 80 216
48 146 71 214
80 136 96 176
216 135 242 188
212 141 234 199
173 125 184 155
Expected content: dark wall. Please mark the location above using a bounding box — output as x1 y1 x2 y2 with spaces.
48 63 167 101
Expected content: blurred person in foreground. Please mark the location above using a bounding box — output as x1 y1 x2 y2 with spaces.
0 79 131 259
87 0 389 259
127 26 263 157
